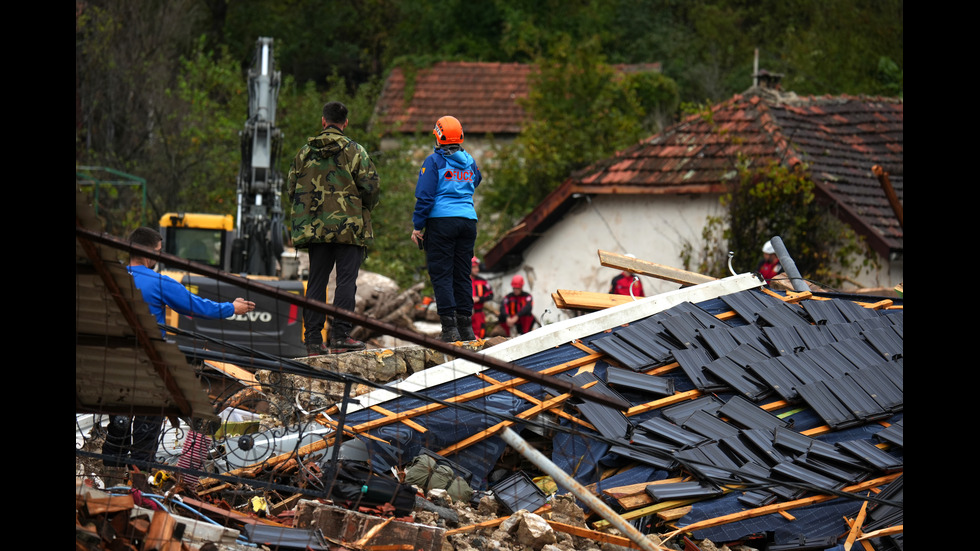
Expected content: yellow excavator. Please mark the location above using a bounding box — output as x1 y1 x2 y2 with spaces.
157 38 309 358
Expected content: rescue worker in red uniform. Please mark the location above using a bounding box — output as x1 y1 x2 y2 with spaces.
610 271 645 297
470 257 494 339
501 275 534 337
609 253 645 297
757 240 783 284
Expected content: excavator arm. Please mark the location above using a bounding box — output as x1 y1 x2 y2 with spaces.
232 37 286 276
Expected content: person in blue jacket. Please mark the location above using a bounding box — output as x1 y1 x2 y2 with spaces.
125 227 255 338
103 227 255 471
410 116 482 342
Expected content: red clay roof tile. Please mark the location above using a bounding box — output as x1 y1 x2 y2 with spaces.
373 61 662 137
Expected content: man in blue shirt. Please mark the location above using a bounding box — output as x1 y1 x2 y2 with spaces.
126 227 254 338
103 227 255 471
410 116 482 342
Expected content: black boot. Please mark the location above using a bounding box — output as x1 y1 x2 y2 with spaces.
439 315 461 342
329 336 366 350
457 313 476 341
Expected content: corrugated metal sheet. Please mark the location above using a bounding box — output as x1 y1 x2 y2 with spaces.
75 189 218 426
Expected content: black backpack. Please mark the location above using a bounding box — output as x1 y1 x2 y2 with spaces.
325 461 416 517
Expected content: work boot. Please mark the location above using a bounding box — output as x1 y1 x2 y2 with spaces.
306 342 327 357
439 315 461 342
329 335 367 350
456 313 476 341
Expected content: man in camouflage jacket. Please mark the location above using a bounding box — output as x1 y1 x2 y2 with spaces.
287 101 381 354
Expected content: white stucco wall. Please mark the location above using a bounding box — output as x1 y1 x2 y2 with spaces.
484 192 903 329
489 193 724 327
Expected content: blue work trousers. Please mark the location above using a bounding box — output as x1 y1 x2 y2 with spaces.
424 217 476 317
305 243 364 343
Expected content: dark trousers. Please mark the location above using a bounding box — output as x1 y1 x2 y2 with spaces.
305 243 364 343
102 415 162 467
424 217 476 317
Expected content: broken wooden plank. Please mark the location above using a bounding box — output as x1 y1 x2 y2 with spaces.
657 506 692 523
598 250 715 286
79 493 135 515
844 500 869 551
328 352 605 436
625 389 702 418
856 524 903 541
354 516 394 548
144 509 178 551
269 493 303 517
444 516 507 536
600 477 687 510
436 388 589 456
545 520 652 550
180 496 286 528
369 404 428 433
204 360 259 385
554 289 634 310
477 372 594 430
592 498 701 529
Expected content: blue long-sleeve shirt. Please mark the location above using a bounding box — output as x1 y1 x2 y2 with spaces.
128 264 235 337
413 147 481 230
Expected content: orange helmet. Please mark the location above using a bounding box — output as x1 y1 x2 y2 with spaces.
511 275 524 288
433 116 464 144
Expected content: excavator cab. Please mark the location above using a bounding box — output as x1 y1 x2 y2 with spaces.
159 212 234 271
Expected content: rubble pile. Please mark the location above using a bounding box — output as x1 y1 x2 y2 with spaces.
76 270 902 551
75 342 695 551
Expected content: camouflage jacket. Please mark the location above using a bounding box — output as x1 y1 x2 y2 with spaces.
286 126 381 248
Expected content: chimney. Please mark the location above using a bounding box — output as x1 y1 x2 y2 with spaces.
754 69 784 90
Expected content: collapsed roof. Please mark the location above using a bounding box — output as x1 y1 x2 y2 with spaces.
247 273 903 549
77 184 902 549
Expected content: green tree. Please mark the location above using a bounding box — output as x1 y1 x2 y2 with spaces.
162 38 246 214
479 35 677 241
76 0 208 226
681 154 877 288
602 0 903 104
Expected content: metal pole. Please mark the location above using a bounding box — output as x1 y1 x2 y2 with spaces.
324 380 353 498
498 427 665 551
770 236 808 293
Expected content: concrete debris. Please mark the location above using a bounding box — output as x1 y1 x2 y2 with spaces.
497 510 557 549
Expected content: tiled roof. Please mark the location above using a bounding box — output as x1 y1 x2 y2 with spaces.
485 89 903 269
574 89 904 255
764 95 904 256
373 61 663 137
374 61 533 136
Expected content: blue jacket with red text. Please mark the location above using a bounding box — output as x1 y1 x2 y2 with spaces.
413 147 481 230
